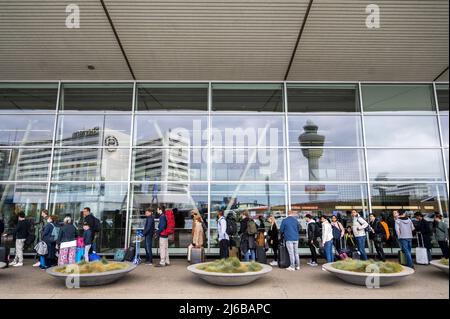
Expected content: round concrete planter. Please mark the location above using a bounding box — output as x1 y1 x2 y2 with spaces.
0 262 6 269
430 260 449 274
322 262 415 287
187 262 272 286
46 262 137 287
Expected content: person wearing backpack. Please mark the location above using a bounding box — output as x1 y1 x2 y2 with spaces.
82 207 100 253
57 216 78 266
331 215 345 254
156 206 170 267
41 215 59 268
217 210 229 259
267 215 280 266
368 213 386 262
434 213 449 259
351 210 369 260
305 214 320 267
239 211 256 262
280 211 300 271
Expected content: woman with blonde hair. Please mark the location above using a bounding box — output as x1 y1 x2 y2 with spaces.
267 215 280 266
192 215 204 248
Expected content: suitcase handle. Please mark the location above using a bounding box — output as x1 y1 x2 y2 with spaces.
417 233 425 248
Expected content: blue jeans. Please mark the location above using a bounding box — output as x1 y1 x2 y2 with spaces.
355 236 368 260
324 240 334 263
399 238 413 268
244 249 256 261
145 235 153 263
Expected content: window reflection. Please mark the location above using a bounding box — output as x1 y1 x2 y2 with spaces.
136 83 208 111
440 116 449 147
365 116 441 147
288 115 363 146
49 183 128 252
131 183 208 249
211 115 285 147
212 83 284 112
134 115 207 147
436 84 449 113
52 148 130 181
290 149 366 181
361 84 435 112
0 115 54 146
368 149 445 181
0 83 58 112
0 148 50 181
132 148 207 181
56 114 131 147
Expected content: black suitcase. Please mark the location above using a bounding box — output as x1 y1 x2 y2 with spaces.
277 241 290 268
124 246 136 262
190 247 205 264
0 246 10 268
256 246 267 264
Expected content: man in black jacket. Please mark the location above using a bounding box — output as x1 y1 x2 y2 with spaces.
414 212 433 263
9 212 30 267
305 214 320 267
143 209 155 265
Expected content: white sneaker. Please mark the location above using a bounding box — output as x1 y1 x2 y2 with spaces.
309 262 318 267
9 261 17 266
295 266 300 270
269 261 278 266
32 261 41 267
13 263 23 267
286 266 295 271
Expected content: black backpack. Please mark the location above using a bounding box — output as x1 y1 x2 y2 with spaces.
225 217 237 236
314 222 322 238
92 216 101 233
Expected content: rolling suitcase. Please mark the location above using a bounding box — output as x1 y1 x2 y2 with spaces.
415 233 429 265
189 246 205 264
124 246 135 262
277 241 290 268
398 250 407 266
256 246 267 264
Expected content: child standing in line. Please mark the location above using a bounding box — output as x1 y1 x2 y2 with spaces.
82 222 92 262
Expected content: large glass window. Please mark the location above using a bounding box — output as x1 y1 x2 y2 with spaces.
211 115 285 147
60 83 133 112
134 115 207 147
0 148 51 181
212 148 285 181
440 116 449 147
210 183 287 248
370 183 448 216
212 83 284 112
136 83 208 111
361 84 436 113
289 115 363 147
49 183 128 252
56 114 131 147
287 84 360 113
364 116 441 147
290 149 366 182
367 149 445 181
131 183 208 250
0 83 58 112
132 148 207 182
436 84 449 113
0 115 54 146
52 148 130 181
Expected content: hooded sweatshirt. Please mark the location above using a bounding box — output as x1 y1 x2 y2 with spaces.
395 217 415 240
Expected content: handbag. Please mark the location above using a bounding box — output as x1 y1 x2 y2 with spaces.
34 241 48 256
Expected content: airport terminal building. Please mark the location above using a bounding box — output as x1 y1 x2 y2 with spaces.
0 1 448 255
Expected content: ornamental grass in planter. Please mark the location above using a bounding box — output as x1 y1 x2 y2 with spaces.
54 257 128 275
196 257 263 273
440 258 449 266
332 259 403 274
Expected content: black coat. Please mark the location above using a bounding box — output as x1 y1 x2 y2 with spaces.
57 223 77 244
267 223 279 247
415 219 433 249
369 219 385 241
13 219 30 240
42 223 57 259
143 216 155 237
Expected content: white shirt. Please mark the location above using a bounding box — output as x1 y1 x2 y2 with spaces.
322 221 333 243
217 217 229 241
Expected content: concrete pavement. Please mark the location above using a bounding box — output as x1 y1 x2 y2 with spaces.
0 258 448 299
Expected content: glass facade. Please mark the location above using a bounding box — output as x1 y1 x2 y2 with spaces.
0 81 448 255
